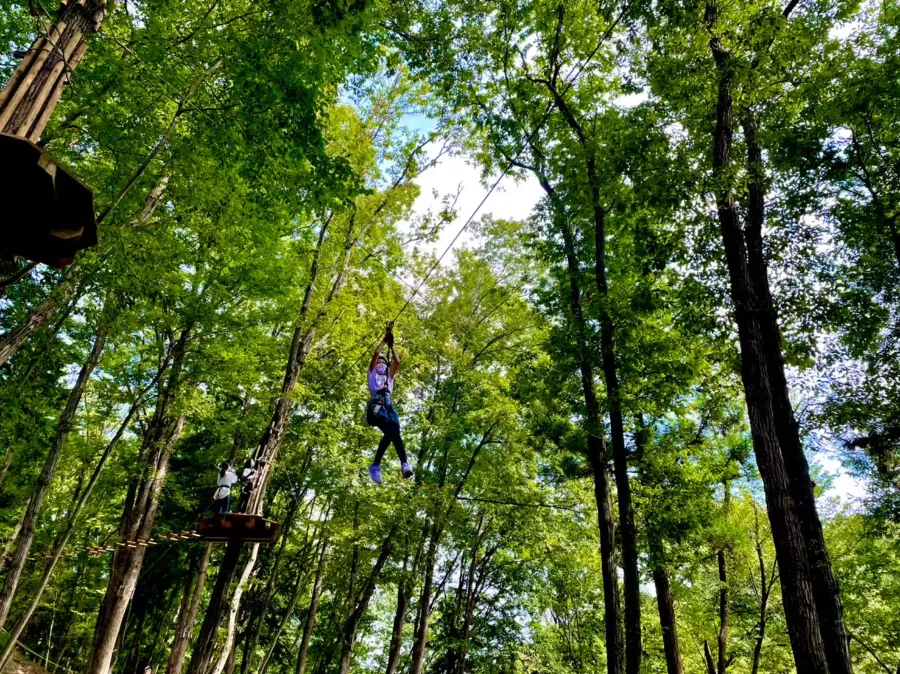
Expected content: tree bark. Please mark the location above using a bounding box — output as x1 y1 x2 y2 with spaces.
87 327 190 674
295 539 329 674
0 513 23 578
536 169 623 674
545 78 641 674
0 268 80 368
211 544 259 674
241 498 301 674
385 575 410 674
0 323 107 629
166 544 213 674
717 548 728 674
0 356 164 671
409 528 438 674
186 540 244 674
0 0 111 140
704 7 829 673
653 563 684 674
750 511 773 674
337 526 396 674
741 112 853 674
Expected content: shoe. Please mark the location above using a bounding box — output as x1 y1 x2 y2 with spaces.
368 464 382 484
401 462 414 479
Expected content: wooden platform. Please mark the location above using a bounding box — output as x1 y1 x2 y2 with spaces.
0 133 96 267
197 513 281 543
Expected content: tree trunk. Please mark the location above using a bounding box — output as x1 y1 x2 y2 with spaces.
87 327 189 674
653 563 684 674
0 356 163 671
544 77 642 674
0 513 23 579
539 168 623 674
409 527 438 674
210 544 259 674
241 498 301 674
295 539 329 674
166 544 213 674
257 562 309 674
186 540 244 674
704 641 716 674
0 323 107 629
385 578 410 674
121 595 148 674
337 526 396 674
0 448 15 494
705 9 828 673
0 268 80 368
717 547 728 674
740 112 853 674
750 520 771 674
0 0 111 140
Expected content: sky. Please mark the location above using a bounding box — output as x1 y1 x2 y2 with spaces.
406 144 541 256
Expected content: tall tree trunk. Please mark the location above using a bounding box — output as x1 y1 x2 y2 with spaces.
337 526 396 674
186 541 244 674
0 513 24 580
0 448 16 494
0 323 107 629
546 79 641 674
241 498 302 674
191 216 336 674
166 544 213 674
121 594 148 674
535 169 623 674
257 562 310 674
0 269 80 368
385 577 410 674
717 549 728 674
653 562 684 674
211 545 259 674
704 8 829 672
750 509 773 674
87 327 190 674
0 0 111 140
409 529 438 674
295 539 329 674
717 483 730 674
741 112 853 674
0 356 164 671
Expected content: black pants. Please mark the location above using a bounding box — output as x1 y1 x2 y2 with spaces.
373 420 407 465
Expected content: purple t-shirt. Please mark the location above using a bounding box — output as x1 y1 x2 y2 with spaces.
368 366 394 396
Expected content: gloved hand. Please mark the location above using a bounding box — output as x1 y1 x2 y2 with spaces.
385 322 395 349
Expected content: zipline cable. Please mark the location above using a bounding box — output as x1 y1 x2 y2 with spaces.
327 0 640 382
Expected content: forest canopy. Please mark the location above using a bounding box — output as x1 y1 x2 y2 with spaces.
0 0 898 673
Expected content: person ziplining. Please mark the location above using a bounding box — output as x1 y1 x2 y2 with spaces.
366 323 413 484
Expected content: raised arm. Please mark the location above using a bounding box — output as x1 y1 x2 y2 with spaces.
389 345 400 378
369 337 386 371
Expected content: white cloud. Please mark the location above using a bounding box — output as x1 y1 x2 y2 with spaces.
407 147 541 258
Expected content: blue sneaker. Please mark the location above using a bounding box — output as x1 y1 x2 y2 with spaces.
368 464 382 484
401 462 414 479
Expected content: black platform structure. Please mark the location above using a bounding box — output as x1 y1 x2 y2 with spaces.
0 133 96 268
